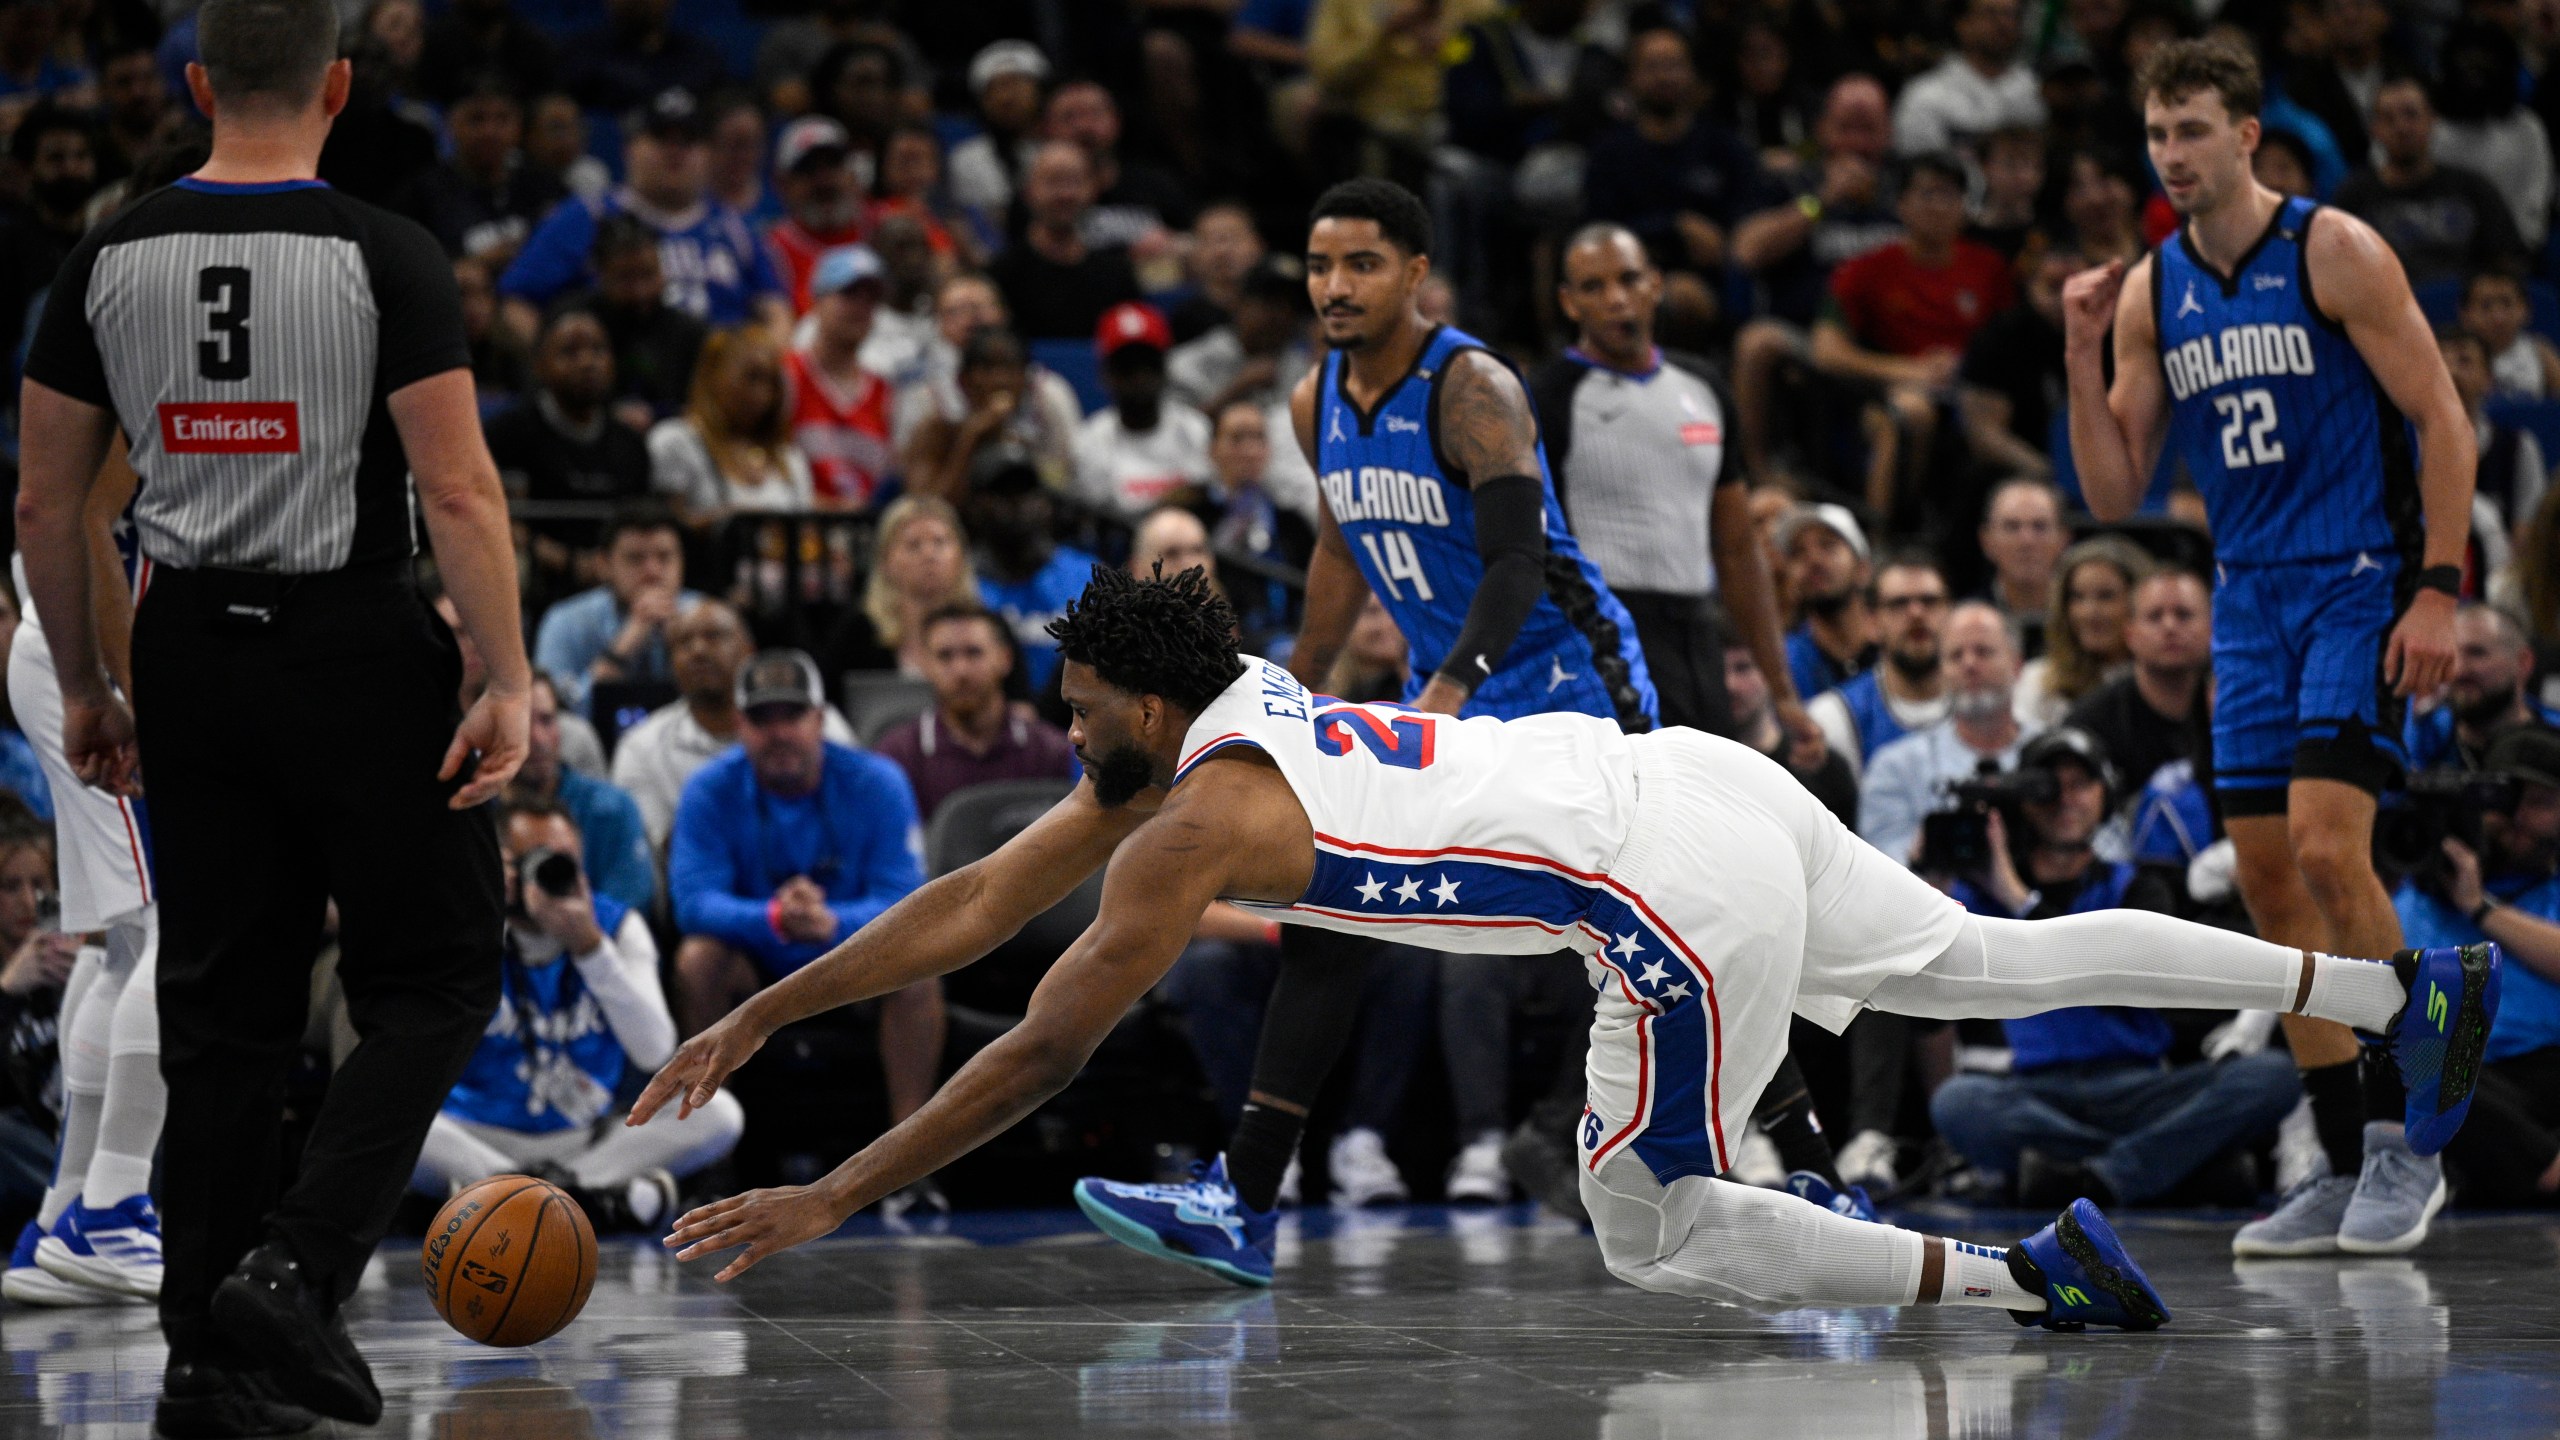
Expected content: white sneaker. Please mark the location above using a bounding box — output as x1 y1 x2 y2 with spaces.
1446 1134 1510 1204
1836 1130 1899 1193
33 1196 161 1302
1 1223 125 1307
1275 1156 1303 1208
1730 1125 1786 1188
2336 1123 2448 1255
1328 1128 1410 1207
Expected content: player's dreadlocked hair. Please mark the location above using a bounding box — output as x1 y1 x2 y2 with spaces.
1048 564 1245 712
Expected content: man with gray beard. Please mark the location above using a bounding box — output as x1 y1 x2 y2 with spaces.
1858 601 2040 865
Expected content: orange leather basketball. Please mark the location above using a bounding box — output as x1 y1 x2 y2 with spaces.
420 1175 598 1347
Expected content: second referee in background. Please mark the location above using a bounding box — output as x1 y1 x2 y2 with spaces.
14 0 530 1434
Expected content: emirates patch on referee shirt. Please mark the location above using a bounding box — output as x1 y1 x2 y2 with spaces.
158 402 300 453
1680 421 1721 445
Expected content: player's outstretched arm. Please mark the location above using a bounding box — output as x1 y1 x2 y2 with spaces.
2063 256 2168 522
630 777 1151 1126
1288 367 1372 690
663 778 1235 1280
2313 208 2473 696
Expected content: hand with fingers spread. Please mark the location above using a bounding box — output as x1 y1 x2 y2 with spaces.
629 1011 767 1127
665 1182 849 1281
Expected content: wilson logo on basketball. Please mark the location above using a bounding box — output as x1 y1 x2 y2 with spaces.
158 401 300 453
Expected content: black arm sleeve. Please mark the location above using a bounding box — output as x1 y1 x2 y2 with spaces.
1434 472 1551 694
363 210 473 395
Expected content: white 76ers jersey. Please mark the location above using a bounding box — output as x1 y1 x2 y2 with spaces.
1173 656 1640 953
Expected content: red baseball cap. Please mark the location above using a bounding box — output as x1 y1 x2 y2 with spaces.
1095 302 1173 360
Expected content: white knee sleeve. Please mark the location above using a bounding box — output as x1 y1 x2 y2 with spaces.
1582 1156 1926 1308
60 944 115 1096
105 909 157 1061
1865 911 2301 1021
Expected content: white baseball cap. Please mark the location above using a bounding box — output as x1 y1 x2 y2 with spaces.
1774 502 1871 564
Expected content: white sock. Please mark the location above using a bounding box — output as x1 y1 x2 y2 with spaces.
2302 952 2407 1033
38 1091 99 1231
80 1150 153 1213
1939 1239 2044 1311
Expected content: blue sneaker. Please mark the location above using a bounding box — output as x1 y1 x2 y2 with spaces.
2384 945 2502 1157
2008 1198 2171 1332
35 1194 161 1301
1784 1171 1878 1223
1073 1155 1275 1288
1 1221 121 1307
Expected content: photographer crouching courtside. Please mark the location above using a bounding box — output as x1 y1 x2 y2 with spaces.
13 0 530 1432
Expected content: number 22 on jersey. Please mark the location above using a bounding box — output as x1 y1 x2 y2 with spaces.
2212 387 2283 468
1315 705 1438 770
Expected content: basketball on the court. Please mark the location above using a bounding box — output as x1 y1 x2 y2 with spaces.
420 1176 597 1347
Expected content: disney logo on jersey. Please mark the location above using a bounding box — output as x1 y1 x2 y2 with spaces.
1319 465 1454 528
158 401 300 454
1384 414 1421 434
2161 322 2316 401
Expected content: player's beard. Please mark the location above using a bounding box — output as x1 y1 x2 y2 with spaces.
1088 744 1160 807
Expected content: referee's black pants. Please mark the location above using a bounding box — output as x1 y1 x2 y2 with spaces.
133 561 502 1356
1615 588 1734 738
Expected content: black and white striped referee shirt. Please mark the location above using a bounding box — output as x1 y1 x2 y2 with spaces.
22 177 469 574
1529 348 1738 599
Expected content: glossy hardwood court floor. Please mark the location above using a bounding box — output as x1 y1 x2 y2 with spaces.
3 1204 2556 1437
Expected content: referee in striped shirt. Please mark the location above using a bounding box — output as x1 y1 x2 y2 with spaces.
15 1 529 1432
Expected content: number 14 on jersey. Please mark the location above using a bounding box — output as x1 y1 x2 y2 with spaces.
1358 529 1436 601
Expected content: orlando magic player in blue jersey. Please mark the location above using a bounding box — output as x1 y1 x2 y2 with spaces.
2065 40 2472 1257
1064 182 1865 1281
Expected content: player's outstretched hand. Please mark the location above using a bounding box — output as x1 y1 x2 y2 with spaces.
2385 592 2458 697
666 1184 846 1282
630 1013 766 1126
2060 258 2128 351
441 685 528 809
62 695 139 797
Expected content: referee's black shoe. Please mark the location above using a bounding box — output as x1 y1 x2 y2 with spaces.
153 1359 317 1438
209 1243 381 1425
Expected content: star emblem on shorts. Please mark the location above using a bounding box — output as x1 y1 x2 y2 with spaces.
1431 874 1460 907
1637 960 1671 987
1393 875 1424 904
1354 873 1386 904
1662 981 1691 1003
1612 932 1644 962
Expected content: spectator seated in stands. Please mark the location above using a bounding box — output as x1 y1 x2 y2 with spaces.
1040 78 1192 254
1777 503 1878 702
1890 0 2043 156
987 141 1142 343
413 798 741 1233
2404 603 2560 772
1929 728 2300 1207
903 325 1082 502
2440 327 2547 538
2403 725 2560 1206
1862 601 2041 865
668 650 942 1206
650 326 817 529
2461 269 2560 403
1169 255 1315 419
617 599 860 851
872 604 1079 822
2067 567 2212 811
579 213 710 428
2335 77 2526 291
1580 27 1767 339
391 74 562 270
533 502 705 718
1975 477 2066 658
1811 153 2015 523
969 450 1102 697
787 244 899 514
560 0 727 116
1966 124 2044 259
1163 201 1265 345
854 215 951 386
1959 246 2079 486
487 302 653 593
2015 535 2148 727
1809 552 1952 774
510 675 657 912
1075 303 1214 517
0 814 68 1215
945 40 1049 221
766 116 870 317
501 87 788 337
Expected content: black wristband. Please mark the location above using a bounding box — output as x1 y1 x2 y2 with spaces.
2416 564 2462 597
2471 897 2501 926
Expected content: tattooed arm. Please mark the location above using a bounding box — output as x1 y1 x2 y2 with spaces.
1414 348 1553 716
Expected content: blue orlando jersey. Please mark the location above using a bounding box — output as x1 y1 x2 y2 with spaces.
1314 326 1656 727
2154 196 2417 565
445 895 637 1134
502 190 783 327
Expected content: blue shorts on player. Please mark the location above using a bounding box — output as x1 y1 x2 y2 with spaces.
2210 551 2410 816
